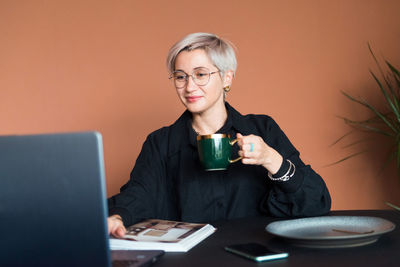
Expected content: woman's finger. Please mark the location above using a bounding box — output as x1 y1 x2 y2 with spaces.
236 133 244 147
112 226 126 238
116 227 125 238
108 216 126 238
241 158 258 165
113 225 126 238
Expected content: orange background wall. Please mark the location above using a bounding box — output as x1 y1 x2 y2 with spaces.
1 0 400 210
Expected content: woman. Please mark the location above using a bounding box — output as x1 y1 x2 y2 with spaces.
108 32 331 238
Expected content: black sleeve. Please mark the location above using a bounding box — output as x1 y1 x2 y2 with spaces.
108 130 172 226
259 117 331 217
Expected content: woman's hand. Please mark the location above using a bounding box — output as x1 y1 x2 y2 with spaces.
236 133 283 175
108 215 127 238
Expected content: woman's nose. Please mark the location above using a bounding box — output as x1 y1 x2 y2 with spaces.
185 75 198 91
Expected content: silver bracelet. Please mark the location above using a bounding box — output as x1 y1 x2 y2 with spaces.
268 159 295 182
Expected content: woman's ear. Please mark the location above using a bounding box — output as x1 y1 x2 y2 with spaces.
223 70 234 87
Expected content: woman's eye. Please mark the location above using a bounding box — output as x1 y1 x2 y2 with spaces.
175 75 186 81
195 73 208 78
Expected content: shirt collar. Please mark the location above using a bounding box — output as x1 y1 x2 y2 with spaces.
169 102 258 152
225 102 258 136
187 102 257 148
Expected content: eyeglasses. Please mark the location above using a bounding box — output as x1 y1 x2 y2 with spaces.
169 67 220 88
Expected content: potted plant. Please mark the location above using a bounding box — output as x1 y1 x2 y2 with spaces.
334 44 400 210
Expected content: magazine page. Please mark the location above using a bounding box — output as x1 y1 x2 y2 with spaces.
109 219 216 252
124 219 205 243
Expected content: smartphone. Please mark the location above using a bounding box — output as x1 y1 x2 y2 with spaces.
224 243 288 262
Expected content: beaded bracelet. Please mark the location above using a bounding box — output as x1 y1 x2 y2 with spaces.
268 159 295 182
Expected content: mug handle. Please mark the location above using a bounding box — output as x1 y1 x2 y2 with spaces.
229 139 242 163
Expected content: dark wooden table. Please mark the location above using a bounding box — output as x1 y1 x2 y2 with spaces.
155 210 399 267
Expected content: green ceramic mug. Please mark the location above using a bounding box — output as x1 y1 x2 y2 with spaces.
196 134 242 171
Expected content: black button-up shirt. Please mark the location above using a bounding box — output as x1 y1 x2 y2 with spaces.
108 103 331 226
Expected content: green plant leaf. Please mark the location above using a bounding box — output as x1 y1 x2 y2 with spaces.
337 112 392 124
386 61 400 96
385 202 400 211
369 43 390 87
325 151 367 167
341 91 398 134
340 116 394 137
341 139 372 149
332 45 400 176
368 44 400 123
386 61 400 80
330 131 354 147
370 71 400 124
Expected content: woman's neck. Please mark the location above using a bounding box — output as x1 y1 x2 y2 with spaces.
191 103 228 135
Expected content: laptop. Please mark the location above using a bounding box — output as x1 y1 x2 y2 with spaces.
0 132 163 267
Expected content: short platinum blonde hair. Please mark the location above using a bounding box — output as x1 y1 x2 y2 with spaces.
166 32 237 76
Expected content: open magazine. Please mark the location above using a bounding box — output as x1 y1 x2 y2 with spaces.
109 219 216 252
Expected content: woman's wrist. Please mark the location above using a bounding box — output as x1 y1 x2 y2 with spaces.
262 148 283 174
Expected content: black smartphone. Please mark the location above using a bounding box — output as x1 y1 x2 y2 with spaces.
224 243 288 262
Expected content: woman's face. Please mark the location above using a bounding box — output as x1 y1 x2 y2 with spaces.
173 49 231 114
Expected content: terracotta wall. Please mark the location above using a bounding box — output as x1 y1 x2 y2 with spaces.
1 0 400 210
